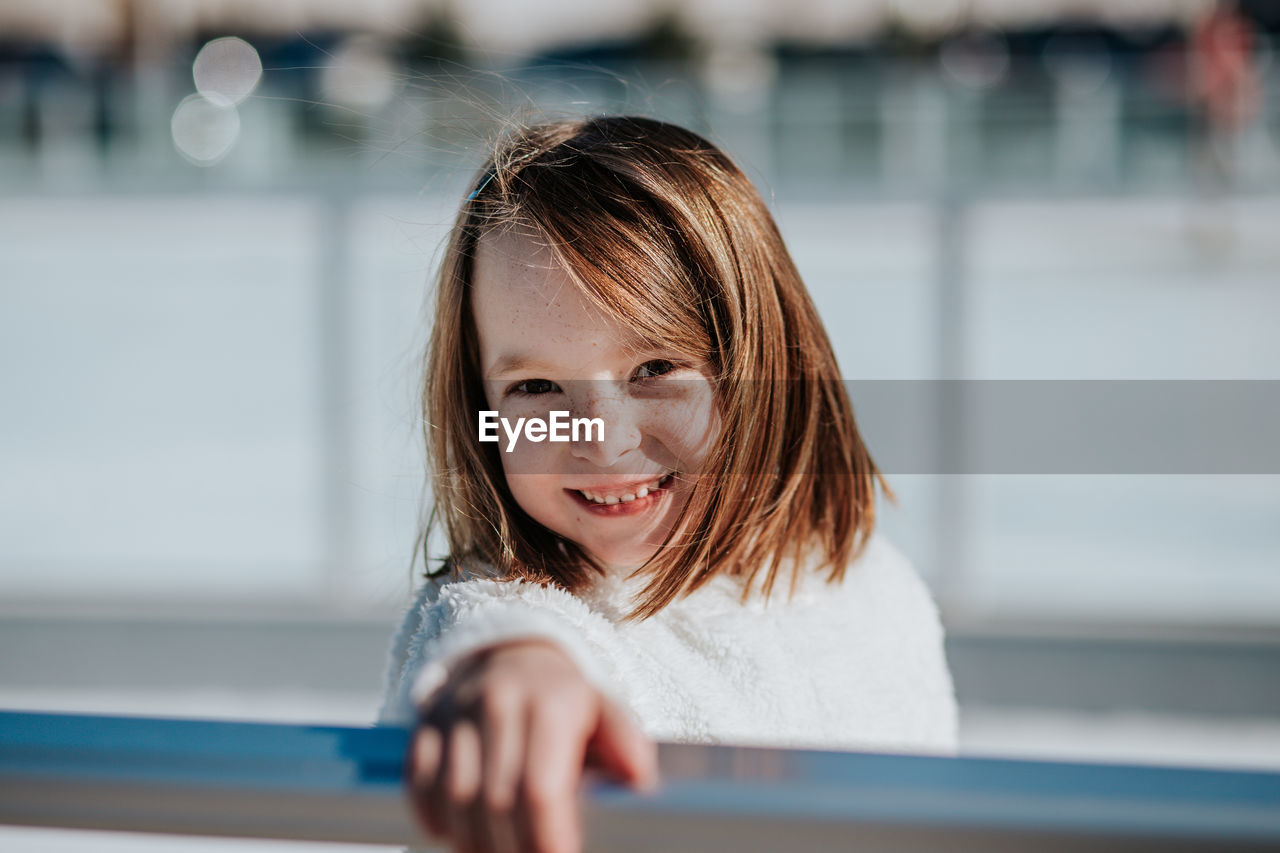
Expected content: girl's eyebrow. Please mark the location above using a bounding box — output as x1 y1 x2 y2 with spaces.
487 344 683 380
486 352 556 379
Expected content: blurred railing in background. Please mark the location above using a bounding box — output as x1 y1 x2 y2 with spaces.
2 29 1278 194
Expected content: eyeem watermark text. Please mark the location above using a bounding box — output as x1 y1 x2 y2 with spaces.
479 411 605 452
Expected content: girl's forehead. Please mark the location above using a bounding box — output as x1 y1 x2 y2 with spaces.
471 229 657 355
474 226 558 275
473 229 599 322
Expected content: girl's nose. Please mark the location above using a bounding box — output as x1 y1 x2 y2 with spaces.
569 383 642 467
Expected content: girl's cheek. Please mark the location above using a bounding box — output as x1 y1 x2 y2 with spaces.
651 394 720 466
502 473 560 522
499 440 558 477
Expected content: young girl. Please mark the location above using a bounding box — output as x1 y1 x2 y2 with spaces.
380 115 957 853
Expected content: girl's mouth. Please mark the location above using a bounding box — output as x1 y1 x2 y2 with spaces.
567 472 675 515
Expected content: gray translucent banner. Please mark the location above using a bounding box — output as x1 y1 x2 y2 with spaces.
850 380 1280 474
467 380 1280 474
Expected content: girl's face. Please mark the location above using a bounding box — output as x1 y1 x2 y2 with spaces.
471 228 720 571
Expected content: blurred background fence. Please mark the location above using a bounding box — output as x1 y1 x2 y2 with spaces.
3 2 1280 848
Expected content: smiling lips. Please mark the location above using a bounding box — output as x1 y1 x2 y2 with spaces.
568 472 674 513
575 472 673 504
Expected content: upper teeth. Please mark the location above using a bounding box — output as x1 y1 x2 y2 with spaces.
579 473 671 504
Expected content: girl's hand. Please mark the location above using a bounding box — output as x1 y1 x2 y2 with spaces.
406 639 658 853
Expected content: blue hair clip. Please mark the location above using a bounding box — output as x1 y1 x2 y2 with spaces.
467 150 539 203
466 169 496 203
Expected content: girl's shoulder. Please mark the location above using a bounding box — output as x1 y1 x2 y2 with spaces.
612 534 933 621
839 534 933 599
773 533 939 616
413 559 596 619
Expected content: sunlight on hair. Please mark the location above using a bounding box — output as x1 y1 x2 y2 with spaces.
170 94 240 166
192 36 262 107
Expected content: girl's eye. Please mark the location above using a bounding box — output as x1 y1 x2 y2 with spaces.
511 379 560 396
634 359 677 380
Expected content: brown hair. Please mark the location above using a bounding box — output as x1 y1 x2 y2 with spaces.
421 115 887 620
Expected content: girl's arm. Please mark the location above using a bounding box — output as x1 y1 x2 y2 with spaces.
406 638 657 853
381 576 655 853
380 576 631 727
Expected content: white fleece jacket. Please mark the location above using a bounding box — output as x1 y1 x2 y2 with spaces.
379 534 958 754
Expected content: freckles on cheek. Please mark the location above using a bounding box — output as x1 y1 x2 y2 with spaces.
664 396 721 459
498 442 527 476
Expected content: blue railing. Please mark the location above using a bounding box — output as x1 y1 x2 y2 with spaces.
3 710 1279 850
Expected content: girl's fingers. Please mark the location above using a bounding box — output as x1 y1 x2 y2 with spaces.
477 690 526 853
408 644 628 853
445 720 483 853
519 700 589 853
588 697 659 791
408 725 446 840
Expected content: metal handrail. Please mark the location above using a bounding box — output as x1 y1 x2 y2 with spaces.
3 710 1280 851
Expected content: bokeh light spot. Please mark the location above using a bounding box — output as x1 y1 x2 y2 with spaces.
171 94 241 166
193 36 263 106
